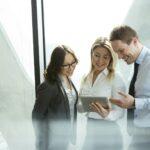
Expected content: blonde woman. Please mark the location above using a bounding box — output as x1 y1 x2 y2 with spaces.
79 37 126 150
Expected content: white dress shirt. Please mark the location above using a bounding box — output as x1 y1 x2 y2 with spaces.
60 76 77 150
79 69 126 121
64 87 77 150
134 46 150 127
63 84 76 130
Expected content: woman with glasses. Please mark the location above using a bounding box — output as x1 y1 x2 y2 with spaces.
78 37 126 150
32 45 78 150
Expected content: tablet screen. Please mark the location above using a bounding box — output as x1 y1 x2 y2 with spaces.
79 96 109 112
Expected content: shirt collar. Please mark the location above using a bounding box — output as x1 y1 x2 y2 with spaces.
91 68 108 77
103 68 109 76
136 46 148 64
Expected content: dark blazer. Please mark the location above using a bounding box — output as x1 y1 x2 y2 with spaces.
32 77 78 150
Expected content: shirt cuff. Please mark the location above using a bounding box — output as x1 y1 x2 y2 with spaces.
105 110 116 121
135 98 145 109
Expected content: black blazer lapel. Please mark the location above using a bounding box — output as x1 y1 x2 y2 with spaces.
56 77 71 119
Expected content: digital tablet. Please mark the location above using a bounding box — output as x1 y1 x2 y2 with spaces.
79 96 109 112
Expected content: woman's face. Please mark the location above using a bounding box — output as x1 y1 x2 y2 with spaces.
60 53 77 77
92 47 111 73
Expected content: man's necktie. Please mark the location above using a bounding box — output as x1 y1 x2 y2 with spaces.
127 63 139 135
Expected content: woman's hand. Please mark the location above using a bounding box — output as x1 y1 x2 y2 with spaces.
90 101 111 118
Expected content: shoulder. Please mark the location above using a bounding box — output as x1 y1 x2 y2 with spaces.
112 71 126 86
140 48 150 71
37 80 59 94
110 71 127 93
114 71 124 80
79 73 90 92
143 47 150 61
80 73 88 84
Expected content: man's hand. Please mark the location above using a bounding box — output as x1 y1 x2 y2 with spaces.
110 91 135 109
90 101 111 118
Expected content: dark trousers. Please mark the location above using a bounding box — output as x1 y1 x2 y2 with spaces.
128 127 150 150
82 118 123 150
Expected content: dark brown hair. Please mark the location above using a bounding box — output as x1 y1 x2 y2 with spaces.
110 25 138 44
44 45 78 83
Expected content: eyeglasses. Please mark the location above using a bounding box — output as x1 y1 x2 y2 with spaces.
61 61 77 69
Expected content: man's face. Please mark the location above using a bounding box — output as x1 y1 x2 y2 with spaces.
110 39 137 64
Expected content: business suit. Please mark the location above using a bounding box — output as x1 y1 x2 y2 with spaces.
32 77 78 150
128 46 150 150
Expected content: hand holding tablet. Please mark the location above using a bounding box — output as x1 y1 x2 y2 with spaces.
79 96 110 112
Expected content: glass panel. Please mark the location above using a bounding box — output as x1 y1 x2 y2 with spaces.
43 1 134 150
43 0 150 150
44 0 134 88
0 0 35 150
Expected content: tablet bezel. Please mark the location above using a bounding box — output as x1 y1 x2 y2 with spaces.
79 96 109 112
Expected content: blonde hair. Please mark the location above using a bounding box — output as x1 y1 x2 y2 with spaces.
90 37 117 80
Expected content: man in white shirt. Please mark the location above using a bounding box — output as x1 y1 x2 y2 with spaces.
109 25 150 150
